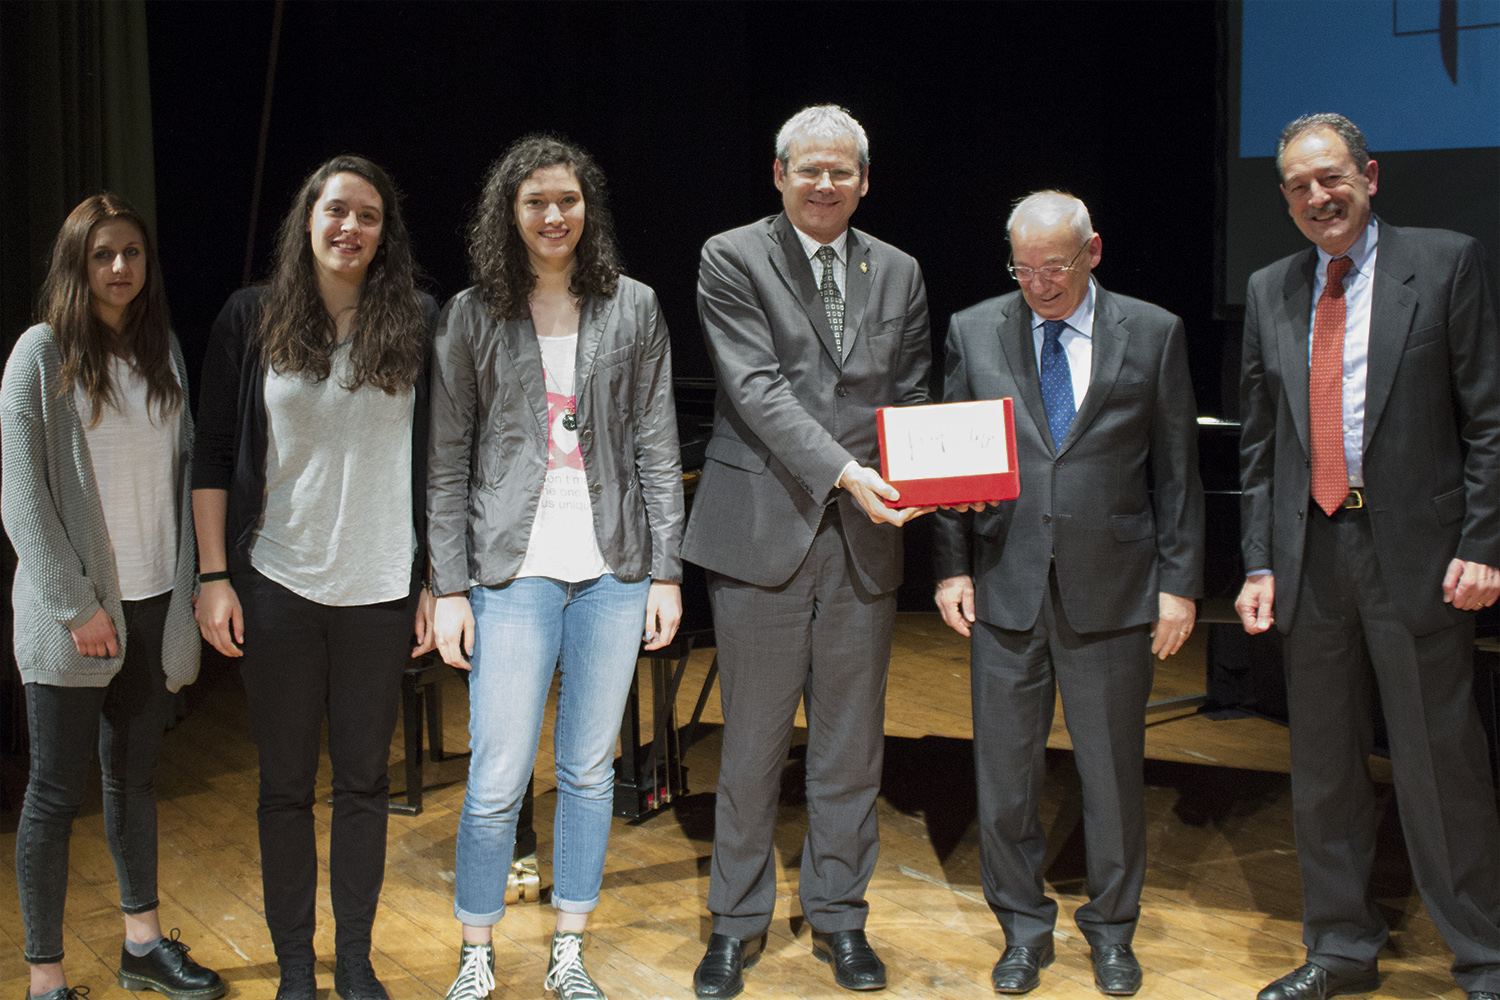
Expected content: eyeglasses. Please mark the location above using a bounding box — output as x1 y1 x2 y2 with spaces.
1007 238 1090 283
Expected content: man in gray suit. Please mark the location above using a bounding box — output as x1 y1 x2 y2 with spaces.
933 191 1204 997
1237 113 1500 1000
681 105 932 998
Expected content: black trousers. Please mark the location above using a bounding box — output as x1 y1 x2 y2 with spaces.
970 569 1154 951
237 569 413 968
16 593 171 963
1285 506 1500 991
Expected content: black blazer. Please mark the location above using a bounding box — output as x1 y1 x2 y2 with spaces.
933 283 1205 634
1238 220 1500 635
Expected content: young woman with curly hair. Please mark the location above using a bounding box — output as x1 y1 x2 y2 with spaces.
429 134 684 1000
2 194 224 1000
192 155 436 1000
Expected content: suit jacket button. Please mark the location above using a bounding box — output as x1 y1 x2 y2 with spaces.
836 386 848 397
1042 513 1052 523
1297 510 1304 519
591 483 603 494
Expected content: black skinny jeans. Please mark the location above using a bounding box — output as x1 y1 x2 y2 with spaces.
16 592 172 964
236 569 412 968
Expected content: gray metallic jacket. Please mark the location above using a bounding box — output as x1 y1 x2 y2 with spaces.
427 277 684 597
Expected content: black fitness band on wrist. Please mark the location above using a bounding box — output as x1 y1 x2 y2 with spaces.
198 570 231 584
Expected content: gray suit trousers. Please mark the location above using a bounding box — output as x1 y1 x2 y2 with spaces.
706 507 896 938
971 569 1154 950
1286 506 1500 991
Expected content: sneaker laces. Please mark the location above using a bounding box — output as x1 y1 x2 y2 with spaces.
445 943 495 1000
544 935 604 1000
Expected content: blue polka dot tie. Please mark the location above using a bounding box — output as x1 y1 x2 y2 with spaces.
1040 319 1075 449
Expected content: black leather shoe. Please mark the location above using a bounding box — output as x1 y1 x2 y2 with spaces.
274 965 316 1000
811 929 887 991
117 931 226 1000
1257 963 1379 1000
1091 945 1142 996
693 934 764 1000
1470 994 1500 1000
334 956 390 1000
990 942 1055 994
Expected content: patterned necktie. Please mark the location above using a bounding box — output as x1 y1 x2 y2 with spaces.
816 245 844 356
1039 319 1075 449
1310 255 1353 515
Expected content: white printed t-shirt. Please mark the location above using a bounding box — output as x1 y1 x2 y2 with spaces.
515 334 612 582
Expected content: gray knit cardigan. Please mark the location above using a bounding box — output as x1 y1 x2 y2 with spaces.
1 324 201 691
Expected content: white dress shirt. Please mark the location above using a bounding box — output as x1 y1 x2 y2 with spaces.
792 226 848 297
1029 278 1097 409
1309 217 1378 488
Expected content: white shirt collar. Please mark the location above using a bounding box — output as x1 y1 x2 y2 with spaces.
1030 278 1098 339
792 225 848 263
1317 216 1378 280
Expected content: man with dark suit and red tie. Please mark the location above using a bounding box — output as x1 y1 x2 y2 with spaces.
681 105 932 998
1236 113 1500 1000
932 191 1204 997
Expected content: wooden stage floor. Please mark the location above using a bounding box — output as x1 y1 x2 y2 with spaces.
0 613 1466 1000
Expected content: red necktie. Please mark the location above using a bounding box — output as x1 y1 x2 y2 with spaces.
1310 255 1353 516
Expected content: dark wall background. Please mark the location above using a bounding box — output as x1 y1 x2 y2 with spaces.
147 0 1228 398
143 0 1229 609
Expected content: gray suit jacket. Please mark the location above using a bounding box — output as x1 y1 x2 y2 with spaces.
932 285 1204 634
681 213 931 594
1239 221 1500 636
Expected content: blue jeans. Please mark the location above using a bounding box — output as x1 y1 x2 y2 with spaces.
454 574 649 926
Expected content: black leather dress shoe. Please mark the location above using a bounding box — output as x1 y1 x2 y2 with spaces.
990 942 1055 994
1257 963 1379 1000
811 929 887 991
693 933 764 1000
1091 945 1142 996
117 931 227 1000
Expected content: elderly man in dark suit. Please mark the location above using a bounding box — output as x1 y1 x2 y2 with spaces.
1236 113 1500 1000
681 105 932 998
933 191 1204 998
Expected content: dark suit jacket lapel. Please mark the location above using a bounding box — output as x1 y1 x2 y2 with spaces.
1276 250 1317 454
998 297 1054 453
767 213 842 365
502 315 550 435
1364 221 1418 448
1066 284 1128 456
841 229 872 359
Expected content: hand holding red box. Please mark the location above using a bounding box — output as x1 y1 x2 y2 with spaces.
876 399 1020 508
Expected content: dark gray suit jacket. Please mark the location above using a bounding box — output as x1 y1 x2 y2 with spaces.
1239 221 1500 636
933 284 1204 634
681 213 931 595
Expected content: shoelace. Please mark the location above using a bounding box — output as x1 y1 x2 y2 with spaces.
544 935 603 999
36 987 90 1000
446 944 495 1000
